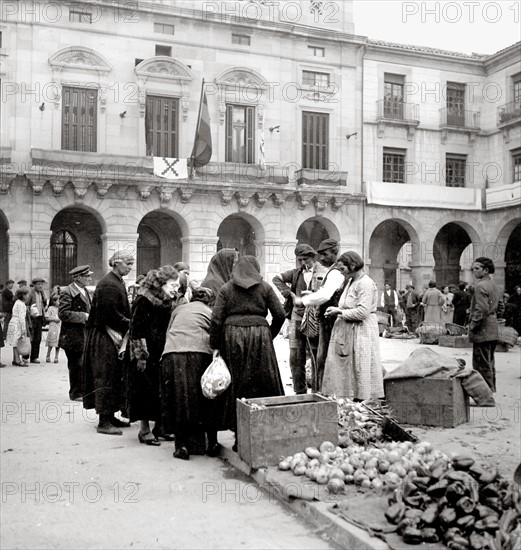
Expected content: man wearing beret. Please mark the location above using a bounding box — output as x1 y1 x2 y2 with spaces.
273 244 325 394
293 239 346 392
59 266 93 401
26 278 47 363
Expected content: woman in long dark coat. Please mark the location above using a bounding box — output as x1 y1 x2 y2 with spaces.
200 249 238 295
161 287 216 460
83 252 134 435
125 265 180 445
209 256 286 450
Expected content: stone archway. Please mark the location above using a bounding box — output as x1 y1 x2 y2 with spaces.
369 219 416 290
505 222 521 293
50 207 103 286
433 222 474 288
217 214 257 257
296 217 340 252
137 210 184 276
0 210 9 284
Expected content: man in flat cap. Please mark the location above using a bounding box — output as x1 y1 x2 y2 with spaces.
83 251 134 434
59 266 93 401
17 280 27 288
273 244 325 394
293 239 346 391
26 277 47 363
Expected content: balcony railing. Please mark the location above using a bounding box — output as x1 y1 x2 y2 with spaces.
440 108 480 130
497 101 521 126
376 99 419 123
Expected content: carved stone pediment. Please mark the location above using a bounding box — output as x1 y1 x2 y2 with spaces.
49 47 112 73
135 57 193 82
215 67 268 91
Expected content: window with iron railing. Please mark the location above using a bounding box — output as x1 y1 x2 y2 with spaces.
512 149 521 183
145 95 179 157
445 154 466 187
383 148 406 183
225 104 255 164
446 83 466 126
384 74 405 119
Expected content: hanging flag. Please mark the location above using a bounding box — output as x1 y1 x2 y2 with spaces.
153 157 188 180
259 127 266 170
189 81 212 171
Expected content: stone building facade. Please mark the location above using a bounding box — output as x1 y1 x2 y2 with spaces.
0 0 519 293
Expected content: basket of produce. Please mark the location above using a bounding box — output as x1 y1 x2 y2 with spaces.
445 323 468 336
376 311 391 326
498 325 519 347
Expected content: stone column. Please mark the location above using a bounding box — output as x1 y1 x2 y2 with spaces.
409 262 436 291
492 261 506 293
101 232 139 285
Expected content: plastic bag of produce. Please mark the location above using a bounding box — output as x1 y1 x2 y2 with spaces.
201 355 231 399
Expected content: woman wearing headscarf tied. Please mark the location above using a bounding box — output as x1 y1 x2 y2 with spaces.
210 256 286 450
200 249 238 296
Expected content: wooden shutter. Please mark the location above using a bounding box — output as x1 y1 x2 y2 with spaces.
146 96 179 157
51 230 77 286
246 106 255 164
302 112 329 169
62 86 97 152
225 105 234 162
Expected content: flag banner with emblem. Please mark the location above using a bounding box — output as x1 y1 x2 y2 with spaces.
259 128 265 170
153 157 188 180
189 82 212 170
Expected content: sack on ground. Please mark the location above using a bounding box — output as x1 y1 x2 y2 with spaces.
461 370 495 406
201 356 231 399
300 306 319 339
16 337 31 356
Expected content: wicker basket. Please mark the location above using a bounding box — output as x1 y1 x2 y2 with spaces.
376 311 391 326
445 323 468 336
416 322 448 345
498 326 519 347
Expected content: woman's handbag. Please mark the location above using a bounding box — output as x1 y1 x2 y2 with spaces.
201 355 231 399
300 306 319 339
16 337 31 356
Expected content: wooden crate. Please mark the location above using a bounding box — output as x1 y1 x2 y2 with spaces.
438 335 472 348
236 394 338 470
384 377 470 428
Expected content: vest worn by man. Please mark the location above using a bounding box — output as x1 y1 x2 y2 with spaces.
383 290 396 307
318 267 346 319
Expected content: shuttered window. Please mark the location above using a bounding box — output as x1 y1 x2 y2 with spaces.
302 111 329 170
225 104 255 164
61 86 97 152
145 96 179 157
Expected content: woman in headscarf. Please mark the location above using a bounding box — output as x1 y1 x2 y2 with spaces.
210 256 286 450
201 249 238 296
125 265 179 446
161 287 216 460
322 252 384 401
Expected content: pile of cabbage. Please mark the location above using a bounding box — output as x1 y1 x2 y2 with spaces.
278 440 446 495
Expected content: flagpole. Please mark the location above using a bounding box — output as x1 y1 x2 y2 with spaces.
190 79 205 179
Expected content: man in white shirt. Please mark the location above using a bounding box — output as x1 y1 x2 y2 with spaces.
294 239 345 392
381 282 399 326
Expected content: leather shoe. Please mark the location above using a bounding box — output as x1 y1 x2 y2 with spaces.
0 363 7 368
31 359 40 364
138 432 161 446
97 424 123 435
152 427 175 441
173 446 189 460
110 416 130 428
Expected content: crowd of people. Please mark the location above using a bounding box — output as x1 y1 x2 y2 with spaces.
0 241 518 457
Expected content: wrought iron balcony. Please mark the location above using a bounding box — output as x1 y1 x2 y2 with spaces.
376 99 419 123
440 108 480 130
497 101 521 127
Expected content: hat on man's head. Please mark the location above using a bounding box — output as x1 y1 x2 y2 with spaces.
317 239 339 253
31 277 45 284
294 243 317 258
69 265 93 278
17 280 27 286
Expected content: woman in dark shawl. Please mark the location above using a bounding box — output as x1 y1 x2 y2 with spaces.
201 249 238 295
125 265 179 445
209 256 286 450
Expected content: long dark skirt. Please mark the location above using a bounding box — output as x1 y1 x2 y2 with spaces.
161 352 213 450
218 324 284 432
125 357 161 423
83 328 124 415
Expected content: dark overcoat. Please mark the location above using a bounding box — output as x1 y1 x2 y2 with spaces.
58 284 91 352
